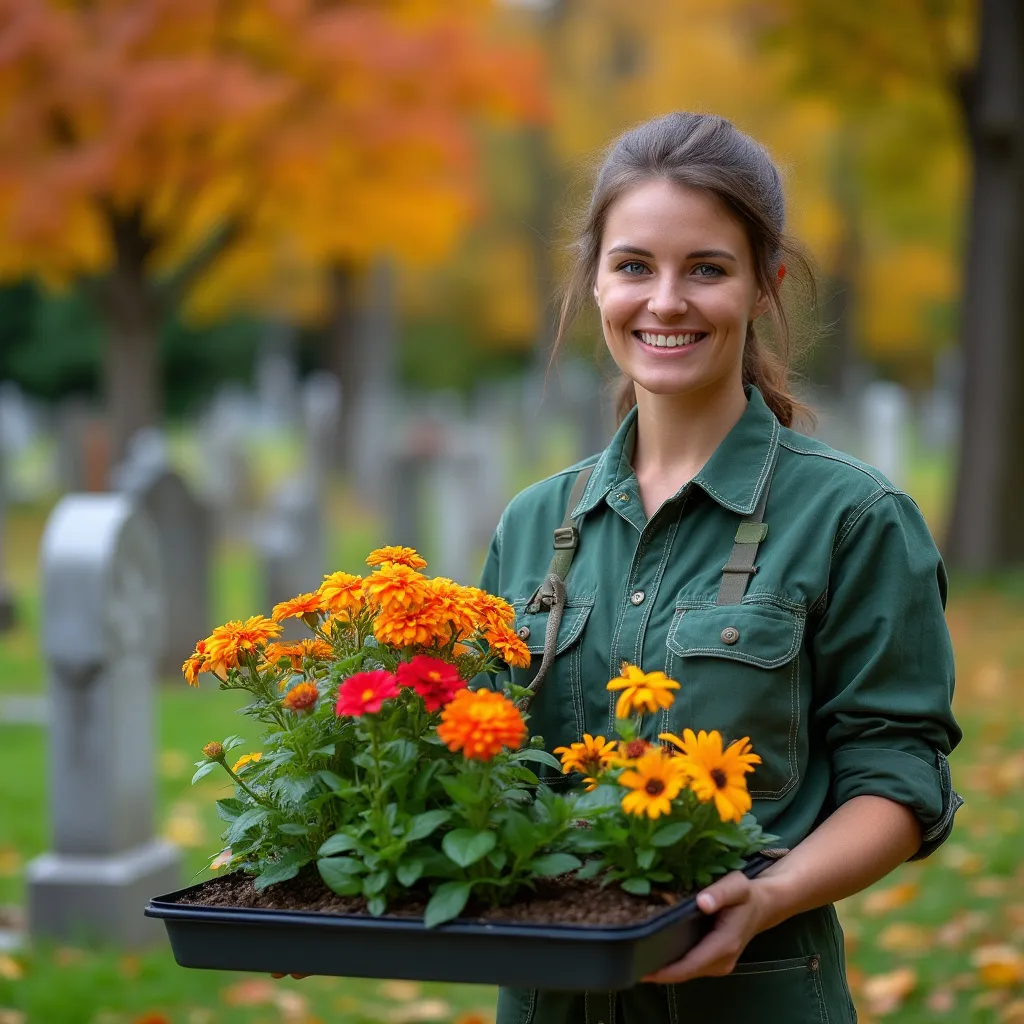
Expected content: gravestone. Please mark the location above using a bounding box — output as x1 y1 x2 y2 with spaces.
255 321 300 432
861 381 909 487
302 371 342 488
114 428 213 677
27 494 181 946
254 475 325 640
201 385 258 540
0 427 14 632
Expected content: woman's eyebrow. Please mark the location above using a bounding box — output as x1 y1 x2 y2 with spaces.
604 244 738 261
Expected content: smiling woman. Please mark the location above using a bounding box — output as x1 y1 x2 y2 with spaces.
479 112 961 1024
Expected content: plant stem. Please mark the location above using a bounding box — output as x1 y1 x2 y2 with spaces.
221 763 276 809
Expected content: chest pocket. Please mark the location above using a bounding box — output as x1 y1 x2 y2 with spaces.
662 602 806 800
511 596 594 772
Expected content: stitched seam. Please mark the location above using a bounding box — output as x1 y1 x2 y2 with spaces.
813 959 830 1024
778 437 898 492
522 605 594 655
525 988 536 1024
730 963 815 976
634 512 682 667
660 609 684 735
665 638 799 669
666 983 679 1024
835 489 888 549
608 535 646 731
569 641 585 739
749 655 800 800
743 591 808 613
697 419 779 514
572 452 610 516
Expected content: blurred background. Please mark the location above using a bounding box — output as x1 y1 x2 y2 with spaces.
0 0 1022 1021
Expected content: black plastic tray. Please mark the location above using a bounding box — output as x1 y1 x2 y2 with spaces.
146 855 776 991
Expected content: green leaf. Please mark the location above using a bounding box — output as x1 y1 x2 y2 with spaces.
501 811 537 860
367 895 387 917
226 808 269 845
439 777 483 805
651 821 693 847
488 849 508 872
318 858 363 896
396 860 423 887
278 823 310 836
636 848 656 870
529 853 582 878
318 832 359 857
222 735 246 753
424 881 471 928
312 744 337 758
575 859 604 880
406 810 451 842
253 855 303 890
621 877 651 896
647 871 673 883
442 829 496 868
215 798 245 823
573 786 623 814
512 748 564 772
363 871 389 896
191 761 219 785
317 770 346 791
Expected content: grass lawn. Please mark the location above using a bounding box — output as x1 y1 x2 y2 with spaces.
2 474 1024 1022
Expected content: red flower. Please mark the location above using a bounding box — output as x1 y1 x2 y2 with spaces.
335 670 399 716
396 655 463 712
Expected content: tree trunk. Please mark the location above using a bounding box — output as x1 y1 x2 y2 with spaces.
946 0 1024 568
96 208 164 469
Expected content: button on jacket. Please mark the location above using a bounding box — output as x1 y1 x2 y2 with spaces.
479 386 962 1024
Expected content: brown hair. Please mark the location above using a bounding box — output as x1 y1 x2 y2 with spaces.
553 112 816 428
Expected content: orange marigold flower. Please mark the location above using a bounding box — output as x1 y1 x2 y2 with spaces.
396 655 463 712
230 752 263 773
659 728 761 824
373 603 449 648
437 688 526 761
318 571 365 617
426 577 475 638
281 681 320 713
263 639 333 671
182 654 205 687
202 616 282 676
335 670 399 716
463 587 516 634
606 663 680 718
366 546 428 570
271 592 325 623
619 748 688 819
364 563 431 613
202 741 224 760
486 626 532 669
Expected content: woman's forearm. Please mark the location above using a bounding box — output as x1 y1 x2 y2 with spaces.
753 794 922 933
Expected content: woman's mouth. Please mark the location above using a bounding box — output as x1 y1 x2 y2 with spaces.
633 330 708 349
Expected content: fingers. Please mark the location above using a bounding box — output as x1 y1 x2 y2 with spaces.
643 906 750 984
695 869 750 914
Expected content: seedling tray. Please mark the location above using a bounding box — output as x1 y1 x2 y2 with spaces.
146 855 775 991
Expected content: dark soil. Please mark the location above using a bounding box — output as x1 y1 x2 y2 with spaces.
174 866 686 927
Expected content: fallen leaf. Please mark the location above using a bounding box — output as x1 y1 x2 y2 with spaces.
937 911 990 948
274 989 310 1021
1000 999 1024 1023
0 848 21 878
862 966 917 1016
862 881 920 916
379 980 422 1001
454 1014 494 1024
926 987 956 1013
186 1010 216 1024
877 921 932 955
973 945 1024 988
973 663 1008 699
222 978 277 1006
387 999 452 1023
941 844 984 875
972 990 1011 1012
133 1014 172 1024
972 876 1011 899
0 1011 26 1024
0 954 24 980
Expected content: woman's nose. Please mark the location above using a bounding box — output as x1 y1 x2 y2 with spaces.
646 277 688 320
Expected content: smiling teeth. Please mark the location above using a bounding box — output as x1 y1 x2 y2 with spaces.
638 332 704 348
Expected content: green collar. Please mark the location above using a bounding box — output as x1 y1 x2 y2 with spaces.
572 385 781 518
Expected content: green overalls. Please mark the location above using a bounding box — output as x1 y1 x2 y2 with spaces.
479 386 962 1024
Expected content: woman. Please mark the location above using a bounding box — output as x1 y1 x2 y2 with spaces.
480 112 961 1023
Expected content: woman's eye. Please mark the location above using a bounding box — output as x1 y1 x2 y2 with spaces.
617 260 649 276
692 263 723 277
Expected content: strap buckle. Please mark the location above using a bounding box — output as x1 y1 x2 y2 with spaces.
552 526 579 550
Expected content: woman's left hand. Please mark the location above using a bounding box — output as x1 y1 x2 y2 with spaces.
641 870 774 985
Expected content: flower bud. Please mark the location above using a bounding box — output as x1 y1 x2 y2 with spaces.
203 741 224 760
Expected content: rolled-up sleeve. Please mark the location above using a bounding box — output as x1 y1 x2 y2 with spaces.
811 489 963 860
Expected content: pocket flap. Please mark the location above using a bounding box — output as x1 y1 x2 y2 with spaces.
667 603 804 668
513 598 594 656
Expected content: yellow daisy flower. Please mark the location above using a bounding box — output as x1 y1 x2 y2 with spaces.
553 734 618 785
619 748 688 819
606 663 680 718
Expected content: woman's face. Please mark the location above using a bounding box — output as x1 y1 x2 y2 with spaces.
594 178 769 403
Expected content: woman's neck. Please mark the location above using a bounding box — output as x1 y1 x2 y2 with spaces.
631 379 748 491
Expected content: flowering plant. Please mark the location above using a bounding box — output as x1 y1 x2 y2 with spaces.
185 547 772 927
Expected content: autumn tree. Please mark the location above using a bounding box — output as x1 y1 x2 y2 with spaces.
0 0 542 464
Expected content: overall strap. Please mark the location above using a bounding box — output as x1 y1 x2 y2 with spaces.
517 466 594 711
716 444 781 606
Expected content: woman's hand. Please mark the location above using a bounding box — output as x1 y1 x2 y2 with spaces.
641 870 773 985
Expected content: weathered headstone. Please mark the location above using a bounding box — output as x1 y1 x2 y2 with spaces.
255 321 300 432
861 381 909 486
114 428 213 677
0 424 14 632
254 475 325 640
56 398 111 492
302 371 342 487
27 494 181 945
201 385 258 541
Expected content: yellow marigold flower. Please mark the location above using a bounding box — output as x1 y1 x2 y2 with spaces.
554 733 617 791
606 663 680 718
263 639 333 671
281 681 320 713
202 741 224 760
202 616 282 677
373 603 449 648
271 592 325 623
366 546 428 570
486 626 532 669
364 563 431 613
660 728 761 824
619 748 687 819
182 654 205 687
318 571 365 617
437 688 526 760
231 752 263 773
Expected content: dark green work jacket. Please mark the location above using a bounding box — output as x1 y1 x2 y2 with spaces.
479 386 962 1024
